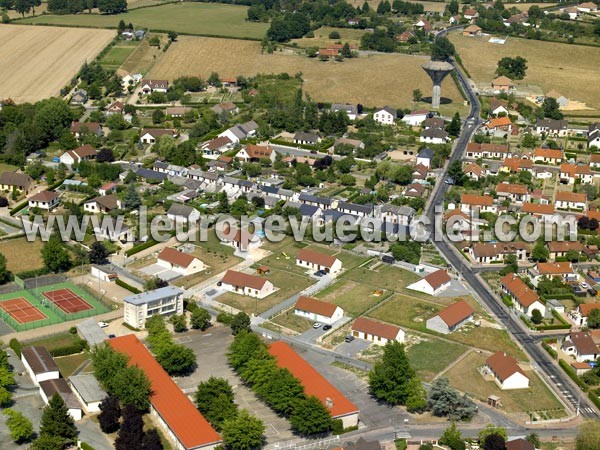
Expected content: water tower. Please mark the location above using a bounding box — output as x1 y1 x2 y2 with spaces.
422 60 454 109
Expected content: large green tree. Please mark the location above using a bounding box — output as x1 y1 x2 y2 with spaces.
430 36 455 61
289 396 332 436
369 341 420 405
41 235 72 273
195 377 238 430
3 408 33 443
191 307 211 330
39 393 78 443
221 409 265 450
496 56 528 80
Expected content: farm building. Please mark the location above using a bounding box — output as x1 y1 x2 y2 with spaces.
110 335 221 450
123 286 185 329
69 374 107 414
294 296 344 325
221 270 275 299
268 341 359 428
157 247 205 277
407 269 451 296
28 190 59 210
39 378 83 420
351 317 405 345
426 300 474 334
296 248 342 275
21 346 60 386
484 352 530 390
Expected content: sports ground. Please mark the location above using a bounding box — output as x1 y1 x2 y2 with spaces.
0 282 109 332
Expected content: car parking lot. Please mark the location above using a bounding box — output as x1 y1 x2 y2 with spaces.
173 325 294 443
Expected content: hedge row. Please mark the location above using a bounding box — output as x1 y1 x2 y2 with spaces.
125 239 159 257
115 278 141 294
80 443 96 450
558 359 588 392
16 267 51 279
49 338 88 357
542 340 557 359
9 200 29 216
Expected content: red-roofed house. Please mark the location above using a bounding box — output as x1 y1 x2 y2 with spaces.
294 296 344 324
109 335 221 450
296 248 342 275
157 247 205 276
465 143 510 159
221 270 275 299
501 274 546 318
495 182 530 204
555 191 587 211
573 303 600 327
426 300 474 334
559 163 594 185
351 317 405 345
534 148 563 165
268 341 359 428
485 352 530 390
460 194 497 214
407 269 452 296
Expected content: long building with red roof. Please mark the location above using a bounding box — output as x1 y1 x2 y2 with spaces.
109 335 221 450
268 341 359 428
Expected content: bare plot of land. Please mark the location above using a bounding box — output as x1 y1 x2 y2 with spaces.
450 32 600 111
445 352 566 419
0 25 114 103
148 36 463 106
0 237 44 273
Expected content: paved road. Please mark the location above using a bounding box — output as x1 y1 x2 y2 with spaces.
423 45 599 419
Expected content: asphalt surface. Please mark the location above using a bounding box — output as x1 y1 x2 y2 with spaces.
423 46 599 419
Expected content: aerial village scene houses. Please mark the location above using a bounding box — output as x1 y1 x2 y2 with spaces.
3 2 600 449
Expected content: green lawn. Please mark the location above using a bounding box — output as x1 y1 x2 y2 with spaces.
271 308 313 333
407 337 467 382
316 279 391 317
19 3 269 39
344 265 421 290
367 294 524 357
218 269 312 315
54 352 90 378
25 332 83 352
445 352 565 419
100 43 139 69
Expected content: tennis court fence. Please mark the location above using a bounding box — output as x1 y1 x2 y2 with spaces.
0 305 63 332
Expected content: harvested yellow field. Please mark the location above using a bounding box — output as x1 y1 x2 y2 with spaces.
148 36 462 106
450 32 600 110
0 237 44 273
0 24 114 103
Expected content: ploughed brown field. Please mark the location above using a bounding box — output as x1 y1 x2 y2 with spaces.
147 36 463 107
0 24 114 103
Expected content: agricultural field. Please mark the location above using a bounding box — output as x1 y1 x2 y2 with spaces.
450 32 600 112
445 352 566 419
20 3 269 40
291 26 367 49
0 25 114 103
100 41 139 70
147 36 464 107
0 237 45 273
118 35 164 75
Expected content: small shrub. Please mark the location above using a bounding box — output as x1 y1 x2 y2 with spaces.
9 338 21 357
69 326 77 335
216 312 234 325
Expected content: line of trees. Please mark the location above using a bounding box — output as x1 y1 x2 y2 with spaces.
227 331 337 435
146 315 197 376
195 377 265 450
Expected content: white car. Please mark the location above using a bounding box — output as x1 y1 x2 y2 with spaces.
581 283 590 290
98 321 109 328
313 322 322 329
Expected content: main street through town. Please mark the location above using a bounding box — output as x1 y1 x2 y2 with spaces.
425 45 599 421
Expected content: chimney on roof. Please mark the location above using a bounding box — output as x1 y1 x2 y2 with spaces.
325 397 334 409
